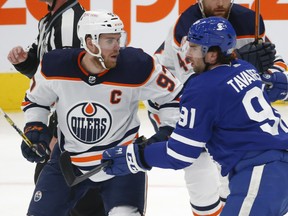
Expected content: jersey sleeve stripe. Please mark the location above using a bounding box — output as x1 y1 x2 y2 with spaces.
274 61 288 71
167 146 196 163
170 132 205 148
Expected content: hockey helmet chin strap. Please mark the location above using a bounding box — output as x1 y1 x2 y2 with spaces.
84 40 108 69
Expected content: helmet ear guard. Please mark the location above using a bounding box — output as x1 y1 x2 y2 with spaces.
187 16 236 56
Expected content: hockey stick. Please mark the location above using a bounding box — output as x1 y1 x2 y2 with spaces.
59 151 111 187
0 108 50 159
254 0 260 43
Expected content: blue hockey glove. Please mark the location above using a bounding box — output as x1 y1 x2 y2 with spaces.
235 41 276 74
102 138 151 176
261 72 288 102
21 122 51 163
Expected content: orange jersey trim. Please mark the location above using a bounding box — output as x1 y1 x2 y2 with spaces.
153 114 161 125
236 33 265 40
77 51 109 76
21 101 31 106
70 139 135 163
192 204 223 216
274 61 288 70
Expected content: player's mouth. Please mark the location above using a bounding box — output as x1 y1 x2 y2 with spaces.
110 54 119 61
213 9 226 16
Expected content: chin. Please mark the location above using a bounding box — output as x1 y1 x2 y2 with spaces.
106 62 117 69
213 13 225 18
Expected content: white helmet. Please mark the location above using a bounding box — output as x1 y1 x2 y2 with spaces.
77 10 126 68
197 0 234 18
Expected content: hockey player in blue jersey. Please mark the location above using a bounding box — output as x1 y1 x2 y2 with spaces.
102 17 288 216
20 10 183 216
148 1 284 215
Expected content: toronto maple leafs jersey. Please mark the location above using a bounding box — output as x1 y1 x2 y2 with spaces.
22 47 183 182
154 3 287 84
144 59 288 176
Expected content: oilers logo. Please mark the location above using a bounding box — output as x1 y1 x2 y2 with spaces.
67 102 112 144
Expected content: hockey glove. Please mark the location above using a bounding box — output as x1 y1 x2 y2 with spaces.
21 122 51 163
147 126 174 144
102 138 151 176
234 41 276 74
261 71 288 102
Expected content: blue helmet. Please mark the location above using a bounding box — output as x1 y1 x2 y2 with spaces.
187 17 236 56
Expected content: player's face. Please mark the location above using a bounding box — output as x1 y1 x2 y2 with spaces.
202 0 231 18
186 43 206 74
98 33 121 69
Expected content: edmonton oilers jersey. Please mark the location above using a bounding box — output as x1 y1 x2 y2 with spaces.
154 3 286 85
22 47 182 182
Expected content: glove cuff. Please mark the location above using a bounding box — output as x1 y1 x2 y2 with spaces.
24 121 49 133
126 144 151 173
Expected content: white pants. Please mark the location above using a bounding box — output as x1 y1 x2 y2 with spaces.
184 151 230 215
108 206 141 216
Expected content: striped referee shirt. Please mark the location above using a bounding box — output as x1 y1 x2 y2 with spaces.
14 0 85 78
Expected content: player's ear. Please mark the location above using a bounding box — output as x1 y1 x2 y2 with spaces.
86 36 93 49
206 51 218 64
86 37 100 54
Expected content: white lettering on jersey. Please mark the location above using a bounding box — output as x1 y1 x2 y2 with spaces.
227 69 261 93
243 87 288 135
179 106 196 129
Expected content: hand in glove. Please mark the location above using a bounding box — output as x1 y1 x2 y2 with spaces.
21 122 51 163
235 41 276 74
261 71 288 102
146 126 174 144
102 136 151 176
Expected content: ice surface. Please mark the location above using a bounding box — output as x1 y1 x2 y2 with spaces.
1 106 288 215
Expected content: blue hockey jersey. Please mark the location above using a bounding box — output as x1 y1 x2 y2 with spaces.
144 59 288 176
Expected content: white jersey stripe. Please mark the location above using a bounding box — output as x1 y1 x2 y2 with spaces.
167 144 196 163
61 10 74 47
238 165 264 216
50 27 56 50
171 132 205 148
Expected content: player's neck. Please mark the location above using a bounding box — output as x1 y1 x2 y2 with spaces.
208 63 221 70
81 54 106 75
